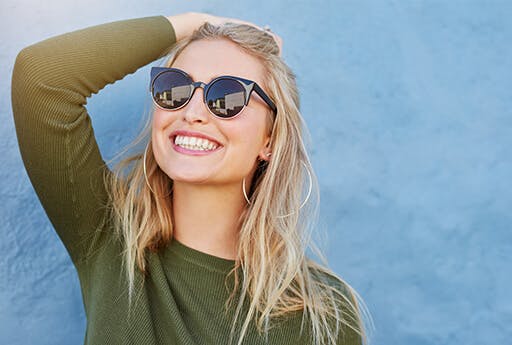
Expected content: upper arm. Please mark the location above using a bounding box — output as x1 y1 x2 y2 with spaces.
12 46 112 267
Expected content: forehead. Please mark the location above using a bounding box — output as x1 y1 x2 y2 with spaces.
171 38 266 86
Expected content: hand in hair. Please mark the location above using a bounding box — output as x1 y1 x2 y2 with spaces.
166 12 283 56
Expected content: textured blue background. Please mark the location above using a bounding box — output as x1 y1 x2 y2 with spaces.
1 1 511 344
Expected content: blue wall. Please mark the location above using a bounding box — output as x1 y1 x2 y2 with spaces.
1 1 511 344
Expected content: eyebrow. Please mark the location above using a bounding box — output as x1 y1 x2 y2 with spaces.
190 73 227 82
181 69 242 82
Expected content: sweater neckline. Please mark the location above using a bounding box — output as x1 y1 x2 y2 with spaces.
164 239 237 274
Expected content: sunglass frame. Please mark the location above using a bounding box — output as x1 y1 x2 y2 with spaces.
149 67 277 119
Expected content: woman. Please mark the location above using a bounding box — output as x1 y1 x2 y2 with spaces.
12 12 368 345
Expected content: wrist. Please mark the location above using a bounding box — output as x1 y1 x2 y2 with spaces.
166 12 207 41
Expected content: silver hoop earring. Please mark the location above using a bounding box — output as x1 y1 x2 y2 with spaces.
143 142 154 193
143 142 171 197
242 161 313 218
242 177 251 205
277 161 313 218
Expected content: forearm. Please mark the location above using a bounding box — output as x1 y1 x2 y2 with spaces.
13 16 175 102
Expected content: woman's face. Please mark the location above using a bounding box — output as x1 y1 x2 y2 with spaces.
151 38 272 187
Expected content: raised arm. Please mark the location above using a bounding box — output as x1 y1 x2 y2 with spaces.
11 12 278 269
11 16 177 267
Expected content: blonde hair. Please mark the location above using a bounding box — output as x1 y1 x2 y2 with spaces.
103 22 370 345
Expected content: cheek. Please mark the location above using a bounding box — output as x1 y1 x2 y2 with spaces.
223 116 268 151
152 109 168 129
152 108 181 135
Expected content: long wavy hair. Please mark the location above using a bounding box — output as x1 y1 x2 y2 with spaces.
103 21 370 345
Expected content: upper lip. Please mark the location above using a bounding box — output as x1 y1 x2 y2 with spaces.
169 130 223 146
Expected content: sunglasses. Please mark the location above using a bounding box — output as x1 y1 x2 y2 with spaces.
150 67 277 119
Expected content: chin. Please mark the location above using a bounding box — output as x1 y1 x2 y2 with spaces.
164 168 216 185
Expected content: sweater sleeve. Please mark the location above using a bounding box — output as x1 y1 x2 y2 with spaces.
11 16 176 267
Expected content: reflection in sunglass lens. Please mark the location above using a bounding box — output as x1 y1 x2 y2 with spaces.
206 79 246 118
152 71 192 109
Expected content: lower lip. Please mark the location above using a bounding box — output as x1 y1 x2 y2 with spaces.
171 138 222 156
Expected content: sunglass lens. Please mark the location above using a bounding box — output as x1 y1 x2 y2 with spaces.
206 79 246 118
152 71 192 109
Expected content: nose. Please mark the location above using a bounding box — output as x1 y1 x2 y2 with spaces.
183 82 209 124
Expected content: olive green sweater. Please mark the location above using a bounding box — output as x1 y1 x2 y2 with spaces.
11 15 361 345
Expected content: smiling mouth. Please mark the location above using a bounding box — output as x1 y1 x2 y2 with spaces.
173 135 220 152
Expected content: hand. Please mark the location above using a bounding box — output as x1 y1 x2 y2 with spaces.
166 12 283 56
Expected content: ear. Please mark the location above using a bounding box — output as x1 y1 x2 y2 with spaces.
257 137 272 162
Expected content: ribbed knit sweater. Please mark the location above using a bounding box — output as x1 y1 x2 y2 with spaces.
11 15 361 345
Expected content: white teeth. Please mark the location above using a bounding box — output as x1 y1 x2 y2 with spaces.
173 135 218 151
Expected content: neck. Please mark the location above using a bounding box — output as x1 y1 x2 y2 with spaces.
171 181 247 260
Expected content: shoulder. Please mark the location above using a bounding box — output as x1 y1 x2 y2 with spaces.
310 266 356 301
309 266 365 345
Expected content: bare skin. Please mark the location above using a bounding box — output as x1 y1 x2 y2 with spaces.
166 12 282 54
157 13 279 260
